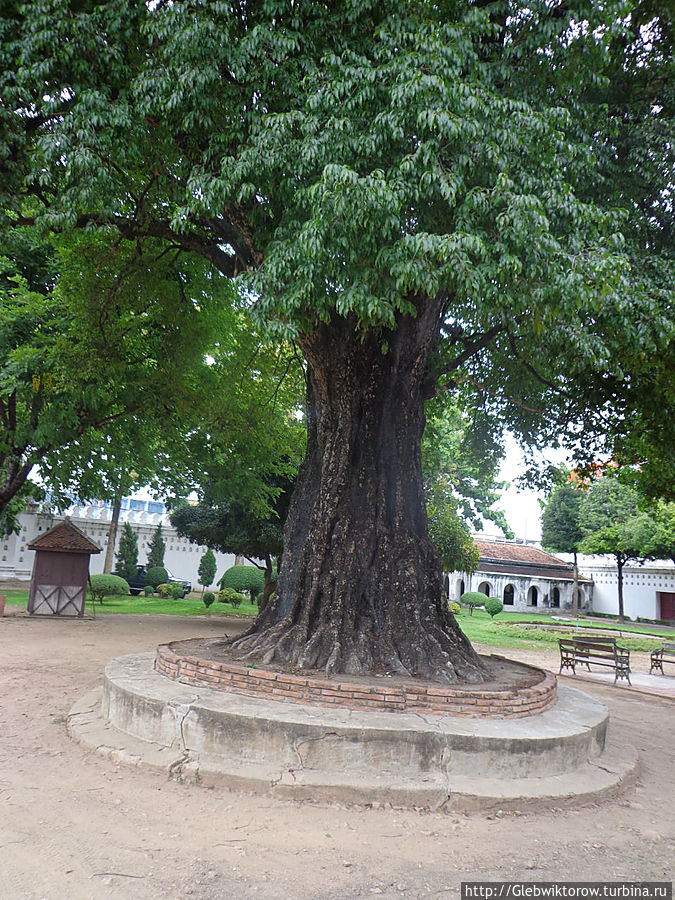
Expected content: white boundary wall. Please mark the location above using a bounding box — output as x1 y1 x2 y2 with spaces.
0 504 236 589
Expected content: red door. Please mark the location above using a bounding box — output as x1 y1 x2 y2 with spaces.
659 592 675 621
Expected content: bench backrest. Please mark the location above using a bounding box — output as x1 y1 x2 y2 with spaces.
661 642 675 654
559 636 623 659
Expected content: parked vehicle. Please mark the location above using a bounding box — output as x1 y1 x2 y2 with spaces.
127 565 192 596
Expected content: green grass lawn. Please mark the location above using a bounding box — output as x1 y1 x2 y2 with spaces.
456 608 670 652
1 588 258 618
2 587 671 652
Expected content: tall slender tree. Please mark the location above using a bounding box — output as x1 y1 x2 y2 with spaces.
541 480 584 614
114 522 138 583
147 524 166 570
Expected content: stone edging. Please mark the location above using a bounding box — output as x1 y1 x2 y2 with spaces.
155 642 557 718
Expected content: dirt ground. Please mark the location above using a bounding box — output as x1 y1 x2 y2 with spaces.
0 612 673 900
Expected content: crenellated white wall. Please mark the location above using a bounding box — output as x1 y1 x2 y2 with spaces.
0 503 237 590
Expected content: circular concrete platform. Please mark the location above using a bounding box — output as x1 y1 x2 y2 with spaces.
68 652 638 810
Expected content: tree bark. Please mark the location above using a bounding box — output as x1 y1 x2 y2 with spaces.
103 494 122 574
572 550 579 616
616 554 625 623
228 305 485 683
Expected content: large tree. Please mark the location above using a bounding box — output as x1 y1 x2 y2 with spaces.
3 1 673 681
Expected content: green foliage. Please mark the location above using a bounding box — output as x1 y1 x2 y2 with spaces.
422 400 511 535
218 588 245 608
156 583 172 599
147 525 165 569
114 523 138 582
197 549 217 591
218 565 266 602
541 480 584 555
89 573 130 604
461 592 486 617
484 597 504 619
6 0 673 494
169 582 184 600
580 478 647 561
143 585 154 597
425 479 480 574
145 566 169 589
448 602 461 616
203 591 216 609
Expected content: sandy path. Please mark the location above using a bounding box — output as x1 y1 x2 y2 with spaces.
0 613 673 899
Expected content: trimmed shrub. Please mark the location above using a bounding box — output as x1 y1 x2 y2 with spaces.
218 565 265 602
143 585 154 597
89 574 130 604
156 583 172 598
145 566 169 589
448 601 461 615
218 588 245 608
485 597 504 619
170 582 184 599
203 591 216 609
460 591 487 616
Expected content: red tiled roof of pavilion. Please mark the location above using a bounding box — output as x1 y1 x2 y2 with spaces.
28 519 101 554
474 541 569 567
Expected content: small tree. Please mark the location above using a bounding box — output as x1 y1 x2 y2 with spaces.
541 479 584 614
461 592 486 617
485 597 503 619
198 549 217 596
147 524 166 569
114 522 138 582
89 573 130 605
580 478 652 623
218 565 266 603
145 566 169 589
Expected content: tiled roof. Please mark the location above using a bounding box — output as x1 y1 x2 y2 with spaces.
475 540 571 568
28 519 101 554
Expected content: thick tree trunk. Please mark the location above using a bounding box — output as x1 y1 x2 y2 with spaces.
229 307 485 684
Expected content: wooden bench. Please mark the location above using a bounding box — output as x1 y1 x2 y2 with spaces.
558 636 631 685
650 641 675 675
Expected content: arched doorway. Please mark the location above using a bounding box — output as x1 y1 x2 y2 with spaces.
503 584 515 606
551 587 560 608
528 586 538 607
478 582 491 596
456 579 465 600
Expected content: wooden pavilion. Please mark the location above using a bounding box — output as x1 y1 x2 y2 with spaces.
27 520 101 617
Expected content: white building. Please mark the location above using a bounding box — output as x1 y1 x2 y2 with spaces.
0 500 236 589
450 539 593 612
558 554 675 622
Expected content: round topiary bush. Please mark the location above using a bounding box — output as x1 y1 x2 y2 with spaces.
156 583 172 598
448 601 461 615
218 565 265 602
485 597 504 619
170 582 184 599
460 591 487 616
89 574 130 604
145 566 169 589
203 591 216 609
217 587 245 608
143 585 154 597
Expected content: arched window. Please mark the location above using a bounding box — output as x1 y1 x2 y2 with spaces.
551 587 560 608
528 586 538 607
478 581 491 596
503 584 515 605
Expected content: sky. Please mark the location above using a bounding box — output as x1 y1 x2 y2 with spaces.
478 435 571 543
